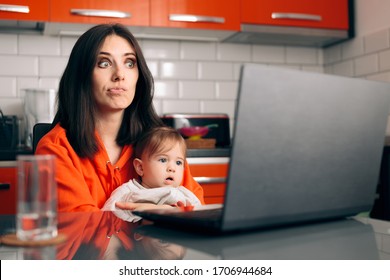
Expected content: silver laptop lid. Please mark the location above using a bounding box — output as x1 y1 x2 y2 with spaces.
222 64 390 231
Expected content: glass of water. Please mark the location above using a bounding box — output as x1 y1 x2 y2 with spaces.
16 154 57 241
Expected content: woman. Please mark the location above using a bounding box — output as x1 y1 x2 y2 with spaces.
35 23 204 212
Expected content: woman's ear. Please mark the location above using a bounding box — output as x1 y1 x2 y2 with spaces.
133 158 144 176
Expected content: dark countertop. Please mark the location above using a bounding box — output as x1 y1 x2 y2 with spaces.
0 147 230 161
0 212 385 260
187 148 230 158
0 148 33 161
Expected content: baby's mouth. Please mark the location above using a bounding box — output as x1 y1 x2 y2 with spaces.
164 177 174 184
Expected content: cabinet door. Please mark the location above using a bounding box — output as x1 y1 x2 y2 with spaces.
50 0 149 26
0 0 49 21
241 0 349 30
151 0 240 31
0 165 17 214
189 161 229 205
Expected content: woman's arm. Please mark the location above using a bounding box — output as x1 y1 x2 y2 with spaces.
35 125 101 212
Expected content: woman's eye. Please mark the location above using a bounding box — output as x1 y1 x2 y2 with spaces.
98 60 110 68
126 60 136 68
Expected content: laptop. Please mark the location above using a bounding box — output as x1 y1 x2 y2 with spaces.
134 63 390 234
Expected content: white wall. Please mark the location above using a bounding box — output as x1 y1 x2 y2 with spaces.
2 0 390 125
0 30 323 127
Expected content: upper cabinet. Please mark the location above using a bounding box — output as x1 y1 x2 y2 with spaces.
49 0 149 26
0 0 353 47
0 0 49 21
241 0 348 30
150 0 240 31
224 0 352 47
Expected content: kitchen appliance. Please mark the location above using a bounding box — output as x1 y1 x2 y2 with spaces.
23 88 56 148
0 109 17 150
161 114 231 148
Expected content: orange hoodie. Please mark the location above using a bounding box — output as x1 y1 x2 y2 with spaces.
35 124 204 212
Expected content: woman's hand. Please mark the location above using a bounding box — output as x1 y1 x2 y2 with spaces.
115 201 174 211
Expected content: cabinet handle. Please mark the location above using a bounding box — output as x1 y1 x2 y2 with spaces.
271 12 322 22
194 177 226 184
169 14 225 24
0 4 29 14
0 183 10 190
70 9 130 19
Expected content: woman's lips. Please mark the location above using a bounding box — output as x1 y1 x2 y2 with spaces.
108 87 126 94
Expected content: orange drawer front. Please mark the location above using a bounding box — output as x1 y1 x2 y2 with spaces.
189 161 229 205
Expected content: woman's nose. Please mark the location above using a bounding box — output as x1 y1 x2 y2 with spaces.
112 66 125 81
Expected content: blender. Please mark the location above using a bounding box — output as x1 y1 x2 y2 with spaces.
23 88 56 149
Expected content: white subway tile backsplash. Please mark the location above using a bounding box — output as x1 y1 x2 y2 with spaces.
19 35 60 56
0 98 24 115
60 36 78 56
331 60 355 77
367 71 390 83
201 100 236 119
0 34 17 54
323 44 342 65
162 100 201 114
0 55 38 76
154 80 179 99
0 77 17 97
252 45 285 63
179 81 215 99
198 62 234 80
38 78 60 91
286 46 318 65
146 60 159 77
160 61 197 79
354 54 379 76
17 78 39 96
39 56 68 77
364 29 390 54
379 49 390 71
180 41 217 61
216 81 239 100
341 38 364 60
217 43 251 62
142 40 180 59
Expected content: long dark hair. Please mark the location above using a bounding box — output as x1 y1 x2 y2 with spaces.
53 23 163 158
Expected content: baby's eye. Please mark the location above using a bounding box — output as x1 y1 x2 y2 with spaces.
176 160 183 166
125 59 136 68
158 158 167 163
98 60 110 68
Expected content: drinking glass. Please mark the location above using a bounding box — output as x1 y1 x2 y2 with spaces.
16 155 57 241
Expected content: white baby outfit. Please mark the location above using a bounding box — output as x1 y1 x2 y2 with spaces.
102 179 201 222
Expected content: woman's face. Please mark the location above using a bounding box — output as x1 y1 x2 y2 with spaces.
92 34 139 115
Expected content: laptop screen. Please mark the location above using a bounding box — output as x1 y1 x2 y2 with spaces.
222 64 390 231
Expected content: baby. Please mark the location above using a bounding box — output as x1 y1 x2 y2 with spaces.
102 126 201 221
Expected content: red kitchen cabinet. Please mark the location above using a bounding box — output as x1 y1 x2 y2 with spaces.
241 0 349 30
49 0 149 26
188 158 229 205
150 0 240 31
0 0 49 21
0 162 17 214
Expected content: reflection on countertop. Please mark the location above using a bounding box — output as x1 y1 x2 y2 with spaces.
2 211 390 260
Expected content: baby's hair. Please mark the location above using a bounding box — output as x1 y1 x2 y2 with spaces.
134 126 187 160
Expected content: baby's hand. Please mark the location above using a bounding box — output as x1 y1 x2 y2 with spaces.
176 200 194 212
115 201 173 211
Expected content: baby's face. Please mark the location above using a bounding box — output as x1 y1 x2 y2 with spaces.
140 142 185 189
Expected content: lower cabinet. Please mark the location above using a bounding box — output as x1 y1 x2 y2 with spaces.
0 161 17 214
187 157 229 204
